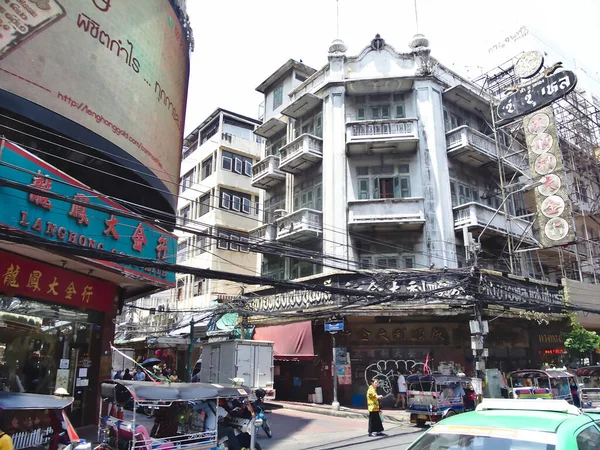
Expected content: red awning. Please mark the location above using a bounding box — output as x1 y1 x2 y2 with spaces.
253 321 315 361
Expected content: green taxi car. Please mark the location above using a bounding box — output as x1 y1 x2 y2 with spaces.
407 399 600 450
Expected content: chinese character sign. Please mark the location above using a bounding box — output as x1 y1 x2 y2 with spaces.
524 107 575 247
0 249 117 312
0 141 176 286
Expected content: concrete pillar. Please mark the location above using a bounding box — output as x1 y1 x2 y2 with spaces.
414 80 458 268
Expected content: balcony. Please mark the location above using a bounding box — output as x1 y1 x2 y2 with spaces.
251 155 286 189
249 223 277 243
453 202 534 243
446 126 523 174
346 119 419 154
221 133 261 157
275 208 323 243
279 134 323 174
348 198 426 232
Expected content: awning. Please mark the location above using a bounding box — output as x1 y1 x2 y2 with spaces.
254 118 286 139
281 93 322 119
253 321 315 361
169 313 209 336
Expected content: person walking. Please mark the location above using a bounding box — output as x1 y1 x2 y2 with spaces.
366 379 384 437
394 370 408 409
0 414 13 450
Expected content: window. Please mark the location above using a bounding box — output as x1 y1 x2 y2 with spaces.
273 86 283 109
217 232 228 249
395 104 406 118
404 256 415 269
358 179 370 199
222 151 253 177
232 195 241 211
577 425 600 450
450 181 457 207
376 257 398 269
179 205 191 225
215 227 250 253
355 93 406 121
222 153 232 171
242 197 251 214
201 157 212 180
221 191 231 210
234 157 243 174
177 240 188 263
357 107 366 120
357 166 411 200
220 188 253 214
180 169 195 192
296 113 323 139
293 178 322 211
199 193 210 217
193 276 204 296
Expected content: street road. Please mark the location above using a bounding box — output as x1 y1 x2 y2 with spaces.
257 408 425 450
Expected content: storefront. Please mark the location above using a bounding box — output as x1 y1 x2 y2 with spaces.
0 249 117 427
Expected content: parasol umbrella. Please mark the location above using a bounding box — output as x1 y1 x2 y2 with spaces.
140 357 161 366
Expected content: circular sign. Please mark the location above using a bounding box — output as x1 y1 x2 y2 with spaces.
541 195 566 218
528 112 551 135
537 174 562 196
515 51 545 79
534 153 557 175
531 133 554 154
544 217 570 241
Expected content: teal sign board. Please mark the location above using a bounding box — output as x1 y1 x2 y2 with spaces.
0 140 176 286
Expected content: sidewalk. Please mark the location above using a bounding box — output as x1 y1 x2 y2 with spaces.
265 400 411 424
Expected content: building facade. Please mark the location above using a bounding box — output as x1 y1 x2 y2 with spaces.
245 34 599 404
115 109 263 362
0 0 191 426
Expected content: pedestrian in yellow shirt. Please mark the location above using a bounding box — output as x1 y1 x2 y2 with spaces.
366 379 384 437
0 415 13 450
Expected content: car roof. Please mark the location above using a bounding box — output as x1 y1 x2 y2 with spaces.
440 409 589 433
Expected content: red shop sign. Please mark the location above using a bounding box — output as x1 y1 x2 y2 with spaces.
0 250 116 312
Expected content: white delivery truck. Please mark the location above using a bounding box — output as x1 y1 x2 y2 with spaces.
111 348 134 378
199 339 275 399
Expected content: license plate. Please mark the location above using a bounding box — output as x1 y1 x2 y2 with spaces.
418 414 428 420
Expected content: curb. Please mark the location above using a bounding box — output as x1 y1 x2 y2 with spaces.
265 402 409 425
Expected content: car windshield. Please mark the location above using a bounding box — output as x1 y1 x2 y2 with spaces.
409 433 556 450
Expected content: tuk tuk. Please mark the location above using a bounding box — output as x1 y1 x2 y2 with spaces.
0 391 88 450
507 369 577 403
97 380 261 450
406 374 477 427
576 366 600 409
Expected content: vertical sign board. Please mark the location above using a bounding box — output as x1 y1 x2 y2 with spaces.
524 107 575 247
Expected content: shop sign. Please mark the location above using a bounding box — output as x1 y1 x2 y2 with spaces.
524 107 575 247
497 70 577 121
325 321 344 333
0 141 176 286
247 290 334 312
480 274 563 306
0 249 116 312
538 333 563 345
340 324 452 346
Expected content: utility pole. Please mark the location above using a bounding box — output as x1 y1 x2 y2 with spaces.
187 320 195 382
325 318 343 410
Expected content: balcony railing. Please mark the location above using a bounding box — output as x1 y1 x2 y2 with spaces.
251 155 286 189
221 132 261 156
453 202 534 243
275 208 323 243
346 118 419 153
446 126 524 172
348 198 426 231
249 223 277 243
279 134 323 173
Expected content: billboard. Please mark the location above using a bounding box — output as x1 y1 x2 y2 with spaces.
524 107 575 247
0 140 177 287
0 0 190 204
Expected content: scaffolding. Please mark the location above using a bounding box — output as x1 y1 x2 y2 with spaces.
473 56 600 284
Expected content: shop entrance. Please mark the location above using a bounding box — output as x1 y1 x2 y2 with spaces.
0 296 102 427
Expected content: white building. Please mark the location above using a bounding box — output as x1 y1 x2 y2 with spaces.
249 33 600 283
115 109 262 342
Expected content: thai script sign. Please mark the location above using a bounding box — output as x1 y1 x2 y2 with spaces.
497 70 577 121
0 140 176 286
0 249 116 312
